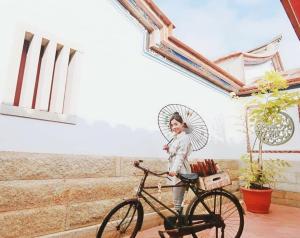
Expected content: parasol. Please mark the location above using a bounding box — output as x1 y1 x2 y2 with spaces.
158 104 209 151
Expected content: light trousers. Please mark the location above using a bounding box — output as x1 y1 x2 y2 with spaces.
172 183 186 212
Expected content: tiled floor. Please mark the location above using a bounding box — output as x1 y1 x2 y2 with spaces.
136 204 300 238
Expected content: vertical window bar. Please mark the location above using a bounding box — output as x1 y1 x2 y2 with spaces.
48 46 61 111
14 39 30 106
32 45 46 109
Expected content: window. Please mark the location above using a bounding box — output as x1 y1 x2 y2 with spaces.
1 31 81 124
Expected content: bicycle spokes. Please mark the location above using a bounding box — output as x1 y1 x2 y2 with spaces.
189 191 244 238
99 203 139 238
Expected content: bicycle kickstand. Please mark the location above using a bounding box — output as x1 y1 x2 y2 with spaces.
221 226 225 238
158 230 166 238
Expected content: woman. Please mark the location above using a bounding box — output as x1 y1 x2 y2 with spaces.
163 112 192 213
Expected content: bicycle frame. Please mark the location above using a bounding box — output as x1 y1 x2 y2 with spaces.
134 162 218 225
97 161 243 238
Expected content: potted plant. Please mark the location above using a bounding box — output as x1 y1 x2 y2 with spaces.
238 71 300 213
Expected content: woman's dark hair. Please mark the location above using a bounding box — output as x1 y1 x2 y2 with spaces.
169 112 188 130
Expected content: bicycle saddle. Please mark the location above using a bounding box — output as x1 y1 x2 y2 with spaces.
179 173 199 183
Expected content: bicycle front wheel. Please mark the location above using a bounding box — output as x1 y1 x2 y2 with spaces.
187 190 244 238
97 199 143 238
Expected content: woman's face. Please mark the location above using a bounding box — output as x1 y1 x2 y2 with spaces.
170 119 184 135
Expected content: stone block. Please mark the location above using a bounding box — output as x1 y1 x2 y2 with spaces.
67 177 140 203
120 158 168 177
276 183 300 192
285 199 300 208
296 172 300 184
278 172 297 184
225 180 239 192
140 191 174 213
0 152 117 180
215 160 238 170
0 206 66 238
272 190 286 199
271 197 288 206
0 180 67 212
141 212 164 231
286 161 300 172
227 169 239 181
67 199 120 229
285 191 300 201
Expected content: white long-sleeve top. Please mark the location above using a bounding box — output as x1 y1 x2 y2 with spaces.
167 131 192 185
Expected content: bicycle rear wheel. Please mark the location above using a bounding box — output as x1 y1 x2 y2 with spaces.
187 190 244 238
97 199 143 238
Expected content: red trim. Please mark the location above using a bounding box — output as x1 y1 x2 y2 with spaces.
251 150 300 154
150 46 234 92
214 52 242 63
136 0 164 29
14 40 30 106
238 77 300 96
168 36 244 87
281 0 300 40
118 0 154 33
144 0 175 28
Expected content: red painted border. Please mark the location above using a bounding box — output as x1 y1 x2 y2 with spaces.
168 36 244 87
251 150 300 153
281 0 300 40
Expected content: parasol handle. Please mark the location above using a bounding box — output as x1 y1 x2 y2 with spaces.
167 138 174 145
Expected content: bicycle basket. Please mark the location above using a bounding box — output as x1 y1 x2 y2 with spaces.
199 172 231 190
190 159 231 190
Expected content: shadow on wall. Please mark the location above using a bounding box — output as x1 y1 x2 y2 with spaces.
0 115 166 157
0 115 244 158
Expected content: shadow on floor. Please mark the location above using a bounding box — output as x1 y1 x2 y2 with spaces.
136 204 300 238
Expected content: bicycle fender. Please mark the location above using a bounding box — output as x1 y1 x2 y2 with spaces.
126 198 144 231
136 200 144 231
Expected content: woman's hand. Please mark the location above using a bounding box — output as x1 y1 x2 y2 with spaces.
163 144 169 152
168 171 177 177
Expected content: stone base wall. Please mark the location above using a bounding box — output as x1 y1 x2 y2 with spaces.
1 152 299 237
0 152 240 238
271 160 300 208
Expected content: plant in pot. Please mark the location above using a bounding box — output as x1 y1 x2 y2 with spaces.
239 71 300 213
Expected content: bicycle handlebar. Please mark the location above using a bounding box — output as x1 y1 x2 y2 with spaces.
133 160 169 177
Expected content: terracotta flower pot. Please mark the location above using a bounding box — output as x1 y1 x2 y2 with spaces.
240 187 272 214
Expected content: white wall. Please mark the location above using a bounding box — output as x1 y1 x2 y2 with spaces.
244 60 274 85
216 55 245 83
0 0 257 159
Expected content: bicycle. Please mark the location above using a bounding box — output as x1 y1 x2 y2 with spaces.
97 160 244 238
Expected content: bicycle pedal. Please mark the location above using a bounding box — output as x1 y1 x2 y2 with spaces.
164 216 177 230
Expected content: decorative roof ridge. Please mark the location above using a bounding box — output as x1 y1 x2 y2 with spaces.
237 74 300 96
247 35 282 53
150 45 237 92
117 0 244 92
214 52 242 63
214 35 282 64
143 0 175 28
168 36 244 87
118 0 155 32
